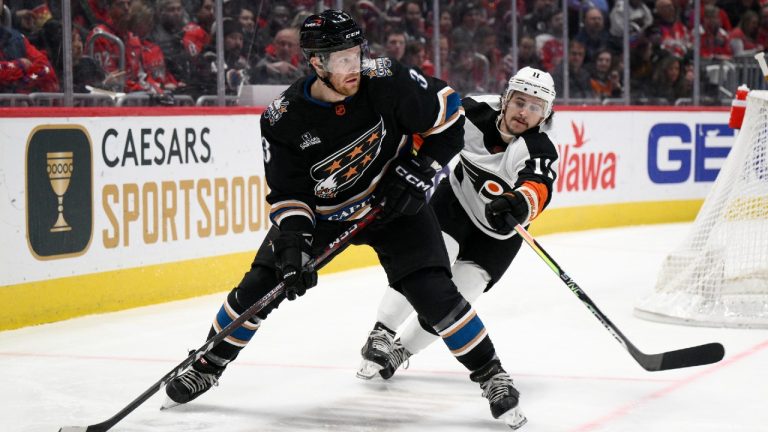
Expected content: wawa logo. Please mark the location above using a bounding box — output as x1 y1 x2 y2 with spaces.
555 121 617 192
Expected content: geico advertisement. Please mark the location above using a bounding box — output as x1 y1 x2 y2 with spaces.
1 115 268 285
547 109 733 207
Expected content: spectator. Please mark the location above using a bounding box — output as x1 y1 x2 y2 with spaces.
238 6 258 60
0 18 58 93
574 7 613 64
384 29 407 61
522 0 556 36
127 1 179 94
729 10 763 56
552 40 595 99
85 0 136 91
689 0 732 32
182 0 213 58
150 0 187 82
202 18 247 94
629 36 655 100
505 34 543 76
649 55 685 103
9 0 51 37
401 0 427 44
254 2 292 54
721 0 761 32
451 2 482 47
699 4 733 60
648 0 691 58
401 39 427 70
448 42 486 95
589 49 621 99
35 19 107 93
252 27 304 84
473 26 504 92
757 5 768 47
609 0 653 40
537 10 565 73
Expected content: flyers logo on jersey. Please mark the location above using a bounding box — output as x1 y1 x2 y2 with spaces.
460 155 513 202
311 118 386 199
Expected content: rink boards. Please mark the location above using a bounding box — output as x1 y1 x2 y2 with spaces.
0 105 731 329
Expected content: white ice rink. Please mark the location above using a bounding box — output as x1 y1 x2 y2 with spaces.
2 222 767 432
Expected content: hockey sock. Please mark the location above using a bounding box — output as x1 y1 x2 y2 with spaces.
434 300 496 371
205 290 262 360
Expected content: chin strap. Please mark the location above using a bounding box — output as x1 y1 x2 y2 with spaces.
317 72 339 93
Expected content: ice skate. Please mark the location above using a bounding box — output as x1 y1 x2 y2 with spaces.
379 338 412 380
162 356 225 409
471 360 527 430
356 322 395 379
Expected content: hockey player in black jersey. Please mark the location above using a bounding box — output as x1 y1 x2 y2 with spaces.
357 66 561 428
163 9 523 429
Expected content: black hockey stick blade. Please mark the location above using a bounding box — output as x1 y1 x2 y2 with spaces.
631 342 725 372
58 206 383 432
504 214 725 372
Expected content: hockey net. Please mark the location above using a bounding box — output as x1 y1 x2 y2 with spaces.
635 90 768 328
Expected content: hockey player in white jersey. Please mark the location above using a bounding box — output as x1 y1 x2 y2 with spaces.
357 66 559 428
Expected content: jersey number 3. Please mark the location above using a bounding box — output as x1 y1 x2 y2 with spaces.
409 69 428 90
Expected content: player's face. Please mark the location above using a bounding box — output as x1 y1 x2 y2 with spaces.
502 92 546 135
317 46 362 96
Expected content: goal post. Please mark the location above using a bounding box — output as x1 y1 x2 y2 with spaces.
635 90 768 328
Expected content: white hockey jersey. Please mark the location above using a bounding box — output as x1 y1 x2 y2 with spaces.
449 95 560 240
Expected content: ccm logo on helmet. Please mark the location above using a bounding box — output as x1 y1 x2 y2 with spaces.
395 166 431 192
346 30 361 38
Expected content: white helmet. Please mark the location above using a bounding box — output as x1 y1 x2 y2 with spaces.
503 66 556 120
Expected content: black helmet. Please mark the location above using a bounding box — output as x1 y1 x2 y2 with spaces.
300 9 364 57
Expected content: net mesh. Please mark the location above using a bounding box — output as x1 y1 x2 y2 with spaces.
635 90 768 328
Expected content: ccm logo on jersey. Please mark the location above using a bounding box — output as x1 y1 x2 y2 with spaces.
395 166 432 192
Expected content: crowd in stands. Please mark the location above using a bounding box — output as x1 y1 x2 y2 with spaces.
2 0 768 104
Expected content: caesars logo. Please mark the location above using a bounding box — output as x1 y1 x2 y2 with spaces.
26 125 93 259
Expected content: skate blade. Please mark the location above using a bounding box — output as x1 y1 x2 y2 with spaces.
160 395 182 410
500 406 527 430
356 359 384 380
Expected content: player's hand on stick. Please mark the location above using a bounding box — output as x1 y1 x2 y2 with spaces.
485 191 530 234
272 231 317 300
376 154 436 220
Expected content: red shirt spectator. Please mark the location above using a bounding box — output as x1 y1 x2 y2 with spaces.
0 26 58 93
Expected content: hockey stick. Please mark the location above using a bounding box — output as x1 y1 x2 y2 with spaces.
59 205 383 432
504 214 725 371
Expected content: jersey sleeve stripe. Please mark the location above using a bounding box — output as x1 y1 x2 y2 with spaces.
422 107 465 137
269 200 315 227
427 87 463 128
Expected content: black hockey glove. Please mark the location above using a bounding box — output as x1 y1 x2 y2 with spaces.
485 191 530 234
376 155 436 220
272 231 318 301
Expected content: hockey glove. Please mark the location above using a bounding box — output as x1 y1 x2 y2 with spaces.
272 231 318 300
376 155 436 220
485 191 530 234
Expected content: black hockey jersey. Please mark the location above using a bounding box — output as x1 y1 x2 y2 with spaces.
260 58 464 231
450 95 560 239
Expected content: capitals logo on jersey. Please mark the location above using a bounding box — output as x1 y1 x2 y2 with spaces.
460 155 514 202
311 118 386 199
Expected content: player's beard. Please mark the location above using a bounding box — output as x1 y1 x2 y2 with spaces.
330 72 360 97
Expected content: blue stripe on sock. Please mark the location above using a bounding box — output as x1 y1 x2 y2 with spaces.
215 304 257 342
442 314 485 352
